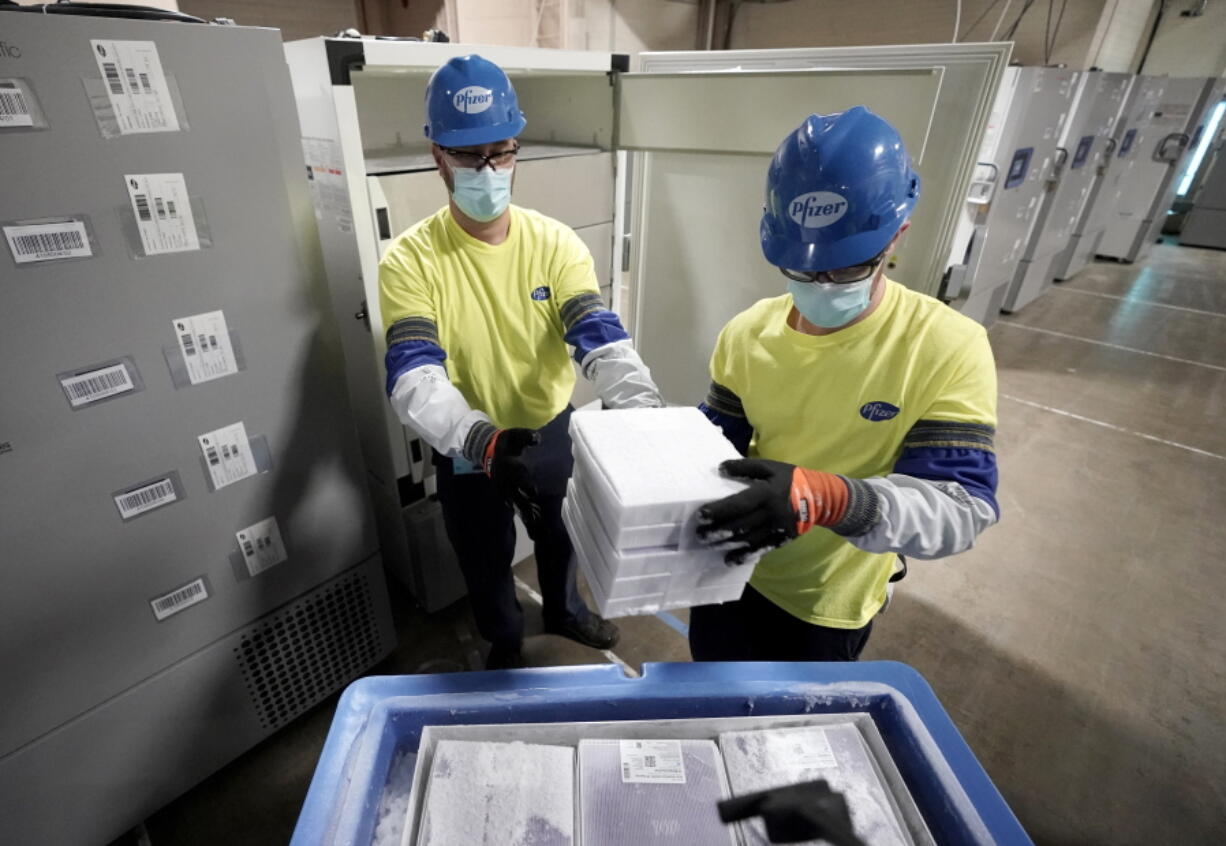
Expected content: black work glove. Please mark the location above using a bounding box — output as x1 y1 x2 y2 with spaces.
717 779 865 846
696 458 851 566
482 428 543 538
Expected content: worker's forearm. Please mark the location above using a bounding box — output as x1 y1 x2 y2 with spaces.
389 365 491 459
581 339 663 408
838 474 998 559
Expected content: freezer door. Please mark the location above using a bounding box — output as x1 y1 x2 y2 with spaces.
1097 76 1210 260
619 45 1006 403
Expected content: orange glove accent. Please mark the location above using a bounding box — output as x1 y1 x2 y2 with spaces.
482 429 502 476
789 467 849 535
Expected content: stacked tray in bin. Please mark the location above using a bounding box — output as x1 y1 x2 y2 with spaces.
562 407 752 617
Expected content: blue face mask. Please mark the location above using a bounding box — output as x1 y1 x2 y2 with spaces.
450 165 512 222
788 277 874 329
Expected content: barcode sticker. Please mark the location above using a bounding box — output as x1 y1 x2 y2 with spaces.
124 173 199 255
115 476 178 520
0 79 33 127
4 219 92 264
60 362 135 407
151 577 208 621
763 728 839 771
90 40 179 134
619 740 686 784
173 310 239 385
198 421 257 490
236 516 288 576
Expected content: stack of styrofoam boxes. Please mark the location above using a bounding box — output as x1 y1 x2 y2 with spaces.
413 740 575 846
577 739 738 846
719 724 914 846
562 407 753 617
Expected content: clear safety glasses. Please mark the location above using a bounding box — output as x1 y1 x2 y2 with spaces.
439 143 521 171
781 247 888 285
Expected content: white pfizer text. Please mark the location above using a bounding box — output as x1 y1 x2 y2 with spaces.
788 191 849 228
452 86 494 114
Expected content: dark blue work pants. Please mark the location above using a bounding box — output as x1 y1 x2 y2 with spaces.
433 406 586 648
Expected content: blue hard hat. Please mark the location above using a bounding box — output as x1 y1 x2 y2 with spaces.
424 54 527 147
761 107 920 272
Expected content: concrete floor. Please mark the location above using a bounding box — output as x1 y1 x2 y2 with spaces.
122 241 1226 846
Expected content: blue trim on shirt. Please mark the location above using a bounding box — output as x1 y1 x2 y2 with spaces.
385 340 447 395
564 310 630 363
894 446 999 517
699 402 752 456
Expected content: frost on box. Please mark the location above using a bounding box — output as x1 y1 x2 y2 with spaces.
719 724 913 846
415 740 574 846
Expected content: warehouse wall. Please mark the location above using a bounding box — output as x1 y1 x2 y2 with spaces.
1088 0 1161 71
583 0 699 52
731 0 1110 66
14 0 181 9
178 0 359 40
1141 0 1226 76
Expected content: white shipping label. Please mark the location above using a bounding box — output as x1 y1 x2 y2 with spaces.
115 477 177 520
90 40 180 134
173 310 238 384
198 421 257 490
60 362 135 407
5 220 92 263
619 740 687 784
125 173 199 255
764 729 838 771
236 516 288 576
151 577 208 621
0 79 33 127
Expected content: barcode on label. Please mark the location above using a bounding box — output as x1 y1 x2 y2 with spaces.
139 72 151 93
135 194 152 221
61 363 135 407
124 67 139 92
644 755 656 767
0 89 30 119
167 199 177 217
115 477 177 519
155 197 166 219
12 229 84 257
103 62 124 95
151 578 208 621
205 446 220 466
181 333 196 355
5 220 93 263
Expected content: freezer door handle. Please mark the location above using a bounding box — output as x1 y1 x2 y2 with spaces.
355 299 370 331
1098 137 1118 173
1155 133 1190 163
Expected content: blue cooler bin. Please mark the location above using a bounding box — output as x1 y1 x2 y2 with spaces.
291 661 1030 845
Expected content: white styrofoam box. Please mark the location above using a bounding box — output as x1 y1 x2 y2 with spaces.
577 739 738 846
413 740 575 846
571 464 684 550
563 494 667 617
563 489 670 597
719 724 914 846
564 489 749 617
566 480 733 578
568 407 746 532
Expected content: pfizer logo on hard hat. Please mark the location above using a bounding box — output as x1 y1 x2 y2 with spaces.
453 86 494 114
788 191 849 229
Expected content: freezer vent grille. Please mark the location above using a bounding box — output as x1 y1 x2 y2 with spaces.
235 571 383 730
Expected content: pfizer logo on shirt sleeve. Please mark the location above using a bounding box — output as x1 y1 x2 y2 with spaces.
788 191 850 229
452 86 494 114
